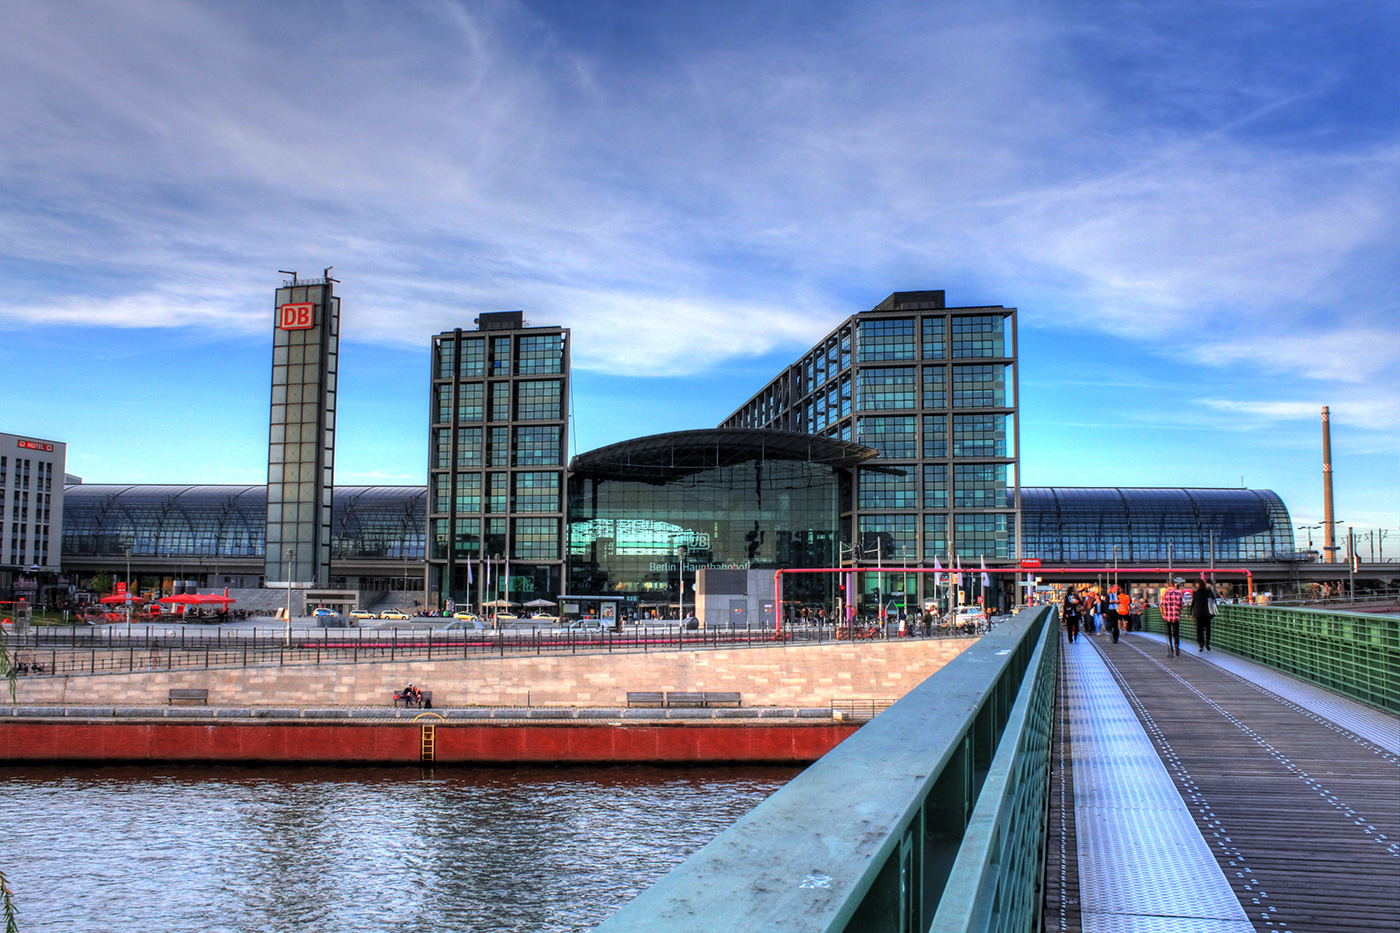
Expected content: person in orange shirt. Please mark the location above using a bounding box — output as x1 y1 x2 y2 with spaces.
1118 590 1131 633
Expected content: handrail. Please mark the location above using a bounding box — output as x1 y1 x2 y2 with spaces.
595 606 1057 933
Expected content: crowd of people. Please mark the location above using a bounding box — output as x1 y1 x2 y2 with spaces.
1060 576 1217 655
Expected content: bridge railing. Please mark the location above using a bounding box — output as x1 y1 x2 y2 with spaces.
1143 604 1399 712
595 606 1059 933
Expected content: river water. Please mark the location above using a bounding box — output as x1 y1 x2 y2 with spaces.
0 763 800 932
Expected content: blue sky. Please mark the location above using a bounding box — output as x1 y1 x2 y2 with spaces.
1 0 1396 545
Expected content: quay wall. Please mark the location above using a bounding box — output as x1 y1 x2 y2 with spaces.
0 719 858 765
10 639 972 709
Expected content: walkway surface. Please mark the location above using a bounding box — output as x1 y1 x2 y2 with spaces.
1046 630 1400 933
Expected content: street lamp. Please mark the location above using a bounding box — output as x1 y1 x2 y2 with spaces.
283 547 294 646
677 544 689 625
124 548 133 629
1112 545 1119 593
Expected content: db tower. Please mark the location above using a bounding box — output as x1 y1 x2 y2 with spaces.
265 271 340 587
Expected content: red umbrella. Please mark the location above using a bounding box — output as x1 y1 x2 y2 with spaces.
99 593 146 605
158 595 200 605
193 594 236 605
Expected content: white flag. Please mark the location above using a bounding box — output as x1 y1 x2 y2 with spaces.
933 556 944 588
980 556 990 588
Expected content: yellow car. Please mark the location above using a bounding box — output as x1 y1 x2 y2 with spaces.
379 609 410 620
453 611 480 621
348 609 376 621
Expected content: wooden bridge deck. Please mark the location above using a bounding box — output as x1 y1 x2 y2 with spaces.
1045 630 1399 933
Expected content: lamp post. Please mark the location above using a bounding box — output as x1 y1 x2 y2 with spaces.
677 544 689 625
283 547 294 646
124 548 133 629
1112 545 1119 593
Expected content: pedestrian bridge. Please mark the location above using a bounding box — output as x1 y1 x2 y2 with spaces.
597 604 1399 932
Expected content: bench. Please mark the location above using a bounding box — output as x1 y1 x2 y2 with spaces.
168 688 208 706
393 689 432 709
626 691 665 708
665 691 707 708
703 691 742 708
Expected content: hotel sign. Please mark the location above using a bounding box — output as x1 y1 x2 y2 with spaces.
278 303 316 330
17 439 54 452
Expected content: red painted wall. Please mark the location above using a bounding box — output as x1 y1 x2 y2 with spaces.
0 720 857 764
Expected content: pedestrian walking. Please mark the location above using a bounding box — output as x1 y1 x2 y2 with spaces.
1105 590 1120 643
1160 581 1183 656
1061 589 1080 644
1192 576 1216 651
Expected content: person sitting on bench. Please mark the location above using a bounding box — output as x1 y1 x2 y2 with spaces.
398 683 423 707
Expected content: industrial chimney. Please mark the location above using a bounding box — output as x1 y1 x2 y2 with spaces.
1322 406 1336 563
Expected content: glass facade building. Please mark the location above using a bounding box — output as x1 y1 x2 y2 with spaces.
428 312 569 608
566 430 873 609
719 290 1019 607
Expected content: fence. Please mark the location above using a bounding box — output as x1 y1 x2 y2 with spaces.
1142 603 1399 712
6 621 982 679
596 605 1058 933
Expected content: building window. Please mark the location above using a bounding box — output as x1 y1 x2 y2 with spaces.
514 425 563 466
454 517 480 558
435 340 455 379
923 464 947 508
489 382 511 421
857 318 916 362
951 315 1006 359
955 513 1014 559
455 473 482 513
457 383 484 422
953 463 1008 508
951 364 1006 408
456 427 483 468
460 338 486 378
922 366 946 408
516 380 563 421
435 385 453 424
858 469 915 509
857 416 917 459
517 334 564 374
490 336 511 374
923 514 948 561
857 514 917 559
486 473 507 513
922 414 947 458
921 317 945 359
487 427 509 467
433 428 452 468
952 413 1007 457
432 474 450 513
512 517 559 560
513 472 560 512
857 367 916 410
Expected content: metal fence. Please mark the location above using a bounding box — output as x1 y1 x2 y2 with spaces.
5 622 980 679
1142 603 1399 712
595 606 1058 933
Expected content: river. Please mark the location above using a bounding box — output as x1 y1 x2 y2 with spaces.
0 763 800 932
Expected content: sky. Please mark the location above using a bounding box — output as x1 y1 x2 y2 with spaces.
1 0 1396 547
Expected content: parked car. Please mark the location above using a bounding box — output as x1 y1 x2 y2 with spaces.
378 609 409 620
348 609 376 621
313 607 348 627
563 618 604 632
435 618 489 634
949 607 985 632
452 610 480 621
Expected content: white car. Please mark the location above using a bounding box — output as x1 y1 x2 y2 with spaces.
435 618 489 634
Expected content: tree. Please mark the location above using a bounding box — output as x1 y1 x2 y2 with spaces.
91 572 114 595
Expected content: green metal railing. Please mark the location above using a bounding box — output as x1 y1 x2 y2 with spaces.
595 606 1059 933
1142 604 1399 712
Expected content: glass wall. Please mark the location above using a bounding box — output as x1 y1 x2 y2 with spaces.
568 457 841 608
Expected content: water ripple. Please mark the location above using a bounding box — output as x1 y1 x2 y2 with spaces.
1 764 798 932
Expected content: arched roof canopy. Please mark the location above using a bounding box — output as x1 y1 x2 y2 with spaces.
569 428 879 484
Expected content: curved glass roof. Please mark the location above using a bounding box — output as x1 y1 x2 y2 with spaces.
569 428 878 484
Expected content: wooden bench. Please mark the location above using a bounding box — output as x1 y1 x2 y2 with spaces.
703 691 742 708
393 689 432 709
168 688 208 706
665 691 707 708
626 691 665 708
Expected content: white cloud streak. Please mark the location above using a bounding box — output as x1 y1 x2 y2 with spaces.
0 0 1395 392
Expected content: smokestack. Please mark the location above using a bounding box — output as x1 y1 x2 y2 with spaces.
1322 406 1336 563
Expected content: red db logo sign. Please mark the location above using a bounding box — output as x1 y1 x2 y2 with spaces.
278 303 315 330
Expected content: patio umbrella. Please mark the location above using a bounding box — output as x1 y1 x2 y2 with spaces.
482 599 519 608
99 593 146 605
522 598 556 608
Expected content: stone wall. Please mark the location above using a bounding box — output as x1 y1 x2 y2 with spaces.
12 639 974 708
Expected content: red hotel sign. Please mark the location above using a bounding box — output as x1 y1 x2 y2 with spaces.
278 303 315 330
1019 559 1041 569
17 439 54 452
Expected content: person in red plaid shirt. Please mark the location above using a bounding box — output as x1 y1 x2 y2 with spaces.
1159 582 1184 656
